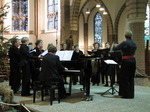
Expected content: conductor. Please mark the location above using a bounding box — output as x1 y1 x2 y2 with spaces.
113 30 137 98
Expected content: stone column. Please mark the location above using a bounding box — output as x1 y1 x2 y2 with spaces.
126 0 147 74
34 0 41 40
61 0 70 43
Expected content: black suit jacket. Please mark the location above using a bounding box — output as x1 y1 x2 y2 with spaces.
39 54 65 85
20 44 38 66
9 45 20 67
33 47 44 68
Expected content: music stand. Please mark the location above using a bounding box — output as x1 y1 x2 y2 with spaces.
101 60 118 95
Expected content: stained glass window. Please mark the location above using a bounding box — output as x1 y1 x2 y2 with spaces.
94 13 102 46
47 0 58 30
12 0 28 31
145 5 149 43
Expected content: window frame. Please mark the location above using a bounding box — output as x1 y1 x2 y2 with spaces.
145 4 150 44
46 0 59 32
94 12 103 46
11 0 28 33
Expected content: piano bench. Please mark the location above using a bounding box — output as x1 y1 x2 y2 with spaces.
33 81 61 105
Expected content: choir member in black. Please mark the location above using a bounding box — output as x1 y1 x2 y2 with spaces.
39 45 67 98
60 43 68 51
9 38 21 93
32 40 44 83
113 30 137 98
71 44 84 85
20 37 41 96
28 42 33 51
91 42 101 86
101 43 111 86
28 42 34 87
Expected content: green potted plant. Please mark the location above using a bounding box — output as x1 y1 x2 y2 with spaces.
0 3 11 64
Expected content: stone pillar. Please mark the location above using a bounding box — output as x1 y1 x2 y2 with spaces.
61 0 70 43
34 0 41 40
70 0 82 44
126 0 147 74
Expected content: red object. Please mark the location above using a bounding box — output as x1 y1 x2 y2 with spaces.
122 56 134 59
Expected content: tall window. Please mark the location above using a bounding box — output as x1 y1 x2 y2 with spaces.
12 0 28 31
47 0 58 30
94 13 102 45
145 5 149 43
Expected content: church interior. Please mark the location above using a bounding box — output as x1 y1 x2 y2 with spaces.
0 0 150 112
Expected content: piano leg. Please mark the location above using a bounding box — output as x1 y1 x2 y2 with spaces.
82 60 93 101
68 75 72 95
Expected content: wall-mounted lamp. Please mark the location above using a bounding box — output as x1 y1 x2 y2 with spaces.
86 8 90 14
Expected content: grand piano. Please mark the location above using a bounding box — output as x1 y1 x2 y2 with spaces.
59 49 122 101
59 50 96 101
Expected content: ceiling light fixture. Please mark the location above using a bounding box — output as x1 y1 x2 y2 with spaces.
86 8 90 14
103 11 108 15
99 7 104 11
96 4 101 8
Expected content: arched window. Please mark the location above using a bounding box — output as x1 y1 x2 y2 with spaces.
145 5 149 43
12 0 28 31
94 13 102 46
47 0 58 30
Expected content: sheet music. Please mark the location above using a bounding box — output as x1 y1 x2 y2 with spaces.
40 50 48 56
29 49 36 53
56 51 65 61
104 59 117 65
62 51 73 61
56 51 73 61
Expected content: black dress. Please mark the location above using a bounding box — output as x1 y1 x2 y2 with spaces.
91 49 101 85
20 44 38 96
32 47 44 82
71 50 84 84
114 39 137 98
9 45 21 93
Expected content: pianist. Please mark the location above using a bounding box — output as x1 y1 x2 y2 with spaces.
39 45 67 98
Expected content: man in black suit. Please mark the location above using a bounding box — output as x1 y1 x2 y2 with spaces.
9 38 21 93
20 37 40 96
39 45 67 98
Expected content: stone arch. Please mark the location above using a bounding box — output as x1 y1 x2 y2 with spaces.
114 3 126 42
78 0 113 44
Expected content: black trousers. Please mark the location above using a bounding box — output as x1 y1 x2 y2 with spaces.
119 58 136 98
9 65 21 93
21 63 31 96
